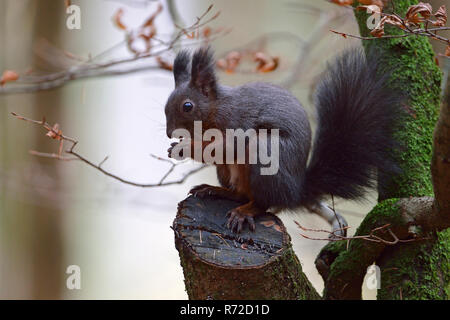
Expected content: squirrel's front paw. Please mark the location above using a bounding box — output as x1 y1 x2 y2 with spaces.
226 209 256 233
167 141 183 159
189 184 215 198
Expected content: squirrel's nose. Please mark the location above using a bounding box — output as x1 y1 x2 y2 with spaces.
166 127 172 138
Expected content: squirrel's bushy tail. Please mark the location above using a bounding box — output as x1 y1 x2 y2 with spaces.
303 48 403 204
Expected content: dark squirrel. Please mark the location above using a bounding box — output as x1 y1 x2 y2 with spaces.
164 47 402 234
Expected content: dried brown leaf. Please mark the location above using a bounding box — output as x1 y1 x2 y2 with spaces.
156 56 173 71
370 16 386 37
254 52 279 73
405 2 432 25
202 26 212 39
359 0 384 8
432 5 447 27
182 30 195 39
113 8 127 30
385 15 406 29
46 123 62 141
216 59 228 71
0 70 19 86
139 24 157 53
142 3 163 27
216 51 241 73
330 0 354 5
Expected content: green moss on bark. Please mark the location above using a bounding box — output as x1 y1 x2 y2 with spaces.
377 228 450 300
354 1 442 199
177 238 320 300
323 199 402 299
333 0 450 300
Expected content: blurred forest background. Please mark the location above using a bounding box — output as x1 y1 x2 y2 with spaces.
0 0 448 299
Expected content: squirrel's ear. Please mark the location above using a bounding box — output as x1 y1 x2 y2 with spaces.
173 50 191 87
190 46 217 98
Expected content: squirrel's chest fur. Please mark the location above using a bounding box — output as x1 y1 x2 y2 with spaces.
213 83 312 202
217 164 251 196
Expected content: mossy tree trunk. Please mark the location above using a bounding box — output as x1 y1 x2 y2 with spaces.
320 0 449 300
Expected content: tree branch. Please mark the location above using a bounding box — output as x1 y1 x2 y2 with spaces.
0 4 222 94
330 2 450 57
295 220 428 244
431 59 450 227
11 112 207 188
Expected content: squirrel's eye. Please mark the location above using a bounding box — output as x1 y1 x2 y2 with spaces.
183 101 193 112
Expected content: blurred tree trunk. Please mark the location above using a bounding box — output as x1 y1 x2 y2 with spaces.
0 0 38 299
29 0 66 300
0 0 65 299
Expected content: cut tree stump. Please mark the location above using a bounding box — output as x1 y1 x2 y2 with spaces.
172 195 320 300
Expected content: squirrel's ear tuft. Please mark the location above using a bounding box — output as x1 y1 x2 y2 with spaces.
190 46 217 98
173 50 191 87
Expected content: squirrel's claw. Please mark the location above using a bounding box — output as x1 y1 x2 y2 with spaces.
226 210 256 233
167 142 179 159
190 185 250 204
189 184 214 197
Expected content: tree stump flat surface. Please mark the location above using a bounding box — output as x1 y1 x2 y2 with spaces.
173 195 288 269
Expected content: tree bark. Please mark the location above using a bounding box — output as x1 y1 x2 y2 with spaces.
173 196 320 300
431 58 450 228
321 0 450 300
0 0 64 299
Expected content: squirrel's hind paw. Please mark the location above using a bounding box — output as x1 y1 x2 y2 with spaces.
226 209 256 233
226 201 263 233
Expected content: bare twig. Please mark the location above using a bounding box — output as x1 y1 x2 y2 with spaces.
331 27 450 42
11 112 207 188
0 4 222 95
294 220 428 244
330 2 450 53
330 194 344 235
